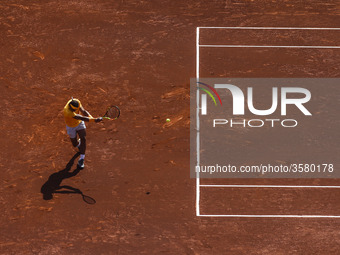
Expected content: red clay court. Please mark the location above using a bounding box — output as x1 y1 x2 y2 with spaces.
1 1 340 254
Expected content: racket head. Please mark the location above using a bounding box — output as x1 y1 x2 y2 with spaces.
82 194 96 204
104 106 120 120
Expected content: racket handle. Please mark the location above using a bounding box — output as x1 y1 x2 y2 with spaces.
102 117 111 120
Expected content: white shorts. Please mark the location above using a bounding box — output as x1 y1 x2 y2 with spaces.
66 121 86 139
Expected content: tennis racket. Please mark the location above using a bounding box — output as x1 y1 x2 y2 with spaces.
103 106 120 120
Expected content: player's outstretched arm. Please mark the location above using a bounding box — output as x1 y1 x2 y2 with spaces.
74 114 103 123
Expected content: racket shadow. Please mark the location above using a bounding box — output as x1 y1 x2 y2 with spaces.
40 152 96 204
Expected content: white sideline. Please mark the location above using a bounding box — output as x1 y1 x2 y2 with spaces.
195 27 201 216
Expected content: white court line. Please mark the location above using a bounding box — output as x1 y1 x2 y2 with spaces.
198 214 340 218
198 26 340 30
200 185 340 188
195 27 200 216
200 45 340 49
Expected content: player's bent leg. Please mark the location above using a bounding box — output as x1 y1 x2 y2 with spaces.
66 125 79 148
70 137 78 147
77 129 86 155
77 128 86 169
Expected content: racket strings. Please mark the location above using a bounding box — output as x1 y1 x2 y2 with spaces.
105 106 120 119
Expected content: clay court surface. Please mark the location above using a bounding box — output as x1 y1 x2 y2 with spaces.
1 1 340 254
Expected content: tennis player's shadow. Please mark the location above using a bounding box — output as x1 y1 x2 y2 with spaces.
40 152 95 204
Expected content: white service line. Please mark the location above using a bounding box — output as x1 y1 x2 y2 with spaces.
199 45 340 49
200 185 340 189
198 214 340 218
198 26 340 30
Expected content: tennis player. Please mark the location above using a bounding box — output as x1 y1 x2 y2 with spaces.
63 98 102 169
